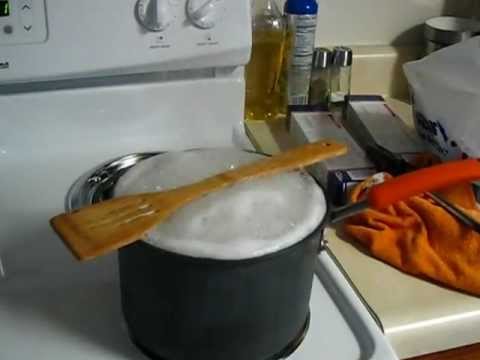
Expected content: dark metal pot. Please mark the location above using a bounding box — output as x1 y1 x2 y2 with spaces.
119 225 322 360
66 152 326 360
65 151 479 360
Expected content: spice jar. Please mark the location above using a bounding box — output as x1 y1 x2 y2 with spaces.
309 47 332 108
330 46 353 111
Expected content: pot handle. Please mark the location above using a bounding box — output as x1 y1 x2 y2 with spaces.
368 159 480 209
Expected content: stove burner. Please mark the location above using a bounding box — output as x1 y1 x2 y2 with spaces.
269 311 310 360
129 311 311 360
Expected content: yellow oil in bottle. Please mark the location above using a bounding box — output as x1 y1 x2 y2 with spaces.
245 29 289 123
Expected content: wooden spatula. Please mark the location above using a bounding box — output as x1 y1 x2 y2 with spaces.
50 140 347 261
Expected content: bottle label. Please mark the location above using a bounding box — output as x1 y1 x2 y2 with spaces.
288 14 317 67
287 14 317 105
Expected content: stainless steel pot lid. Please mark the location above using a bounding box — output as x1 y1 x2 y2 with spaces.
65 152 160 211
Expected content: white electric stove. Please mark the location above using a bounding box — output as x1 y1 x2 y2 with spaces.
0 1 397 359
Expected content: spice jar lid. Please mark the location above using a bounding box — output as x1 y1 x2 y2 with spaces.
312 48 332 69
332 46 353 67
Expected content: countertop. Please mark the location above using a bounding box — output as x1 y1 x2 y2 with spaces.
244 99 480 359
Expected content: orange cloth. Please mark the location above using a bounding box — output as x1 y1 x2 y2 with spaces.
344 174 480 296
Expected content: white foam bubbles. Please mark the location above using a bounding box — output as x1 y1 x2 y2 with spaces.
114 148 327 260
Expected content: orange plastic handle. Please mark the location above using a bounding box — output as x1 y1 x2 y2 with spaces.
368 159 480 209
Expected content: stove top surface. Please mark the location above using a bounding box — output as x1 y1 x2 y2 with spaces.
0 247 397 360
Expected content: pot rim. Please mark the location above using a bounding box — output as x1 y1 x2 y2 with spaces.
65 148 331 264
120 207 329 265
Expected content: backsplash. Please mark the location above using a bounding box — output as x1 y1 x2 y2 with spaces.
276 0 478 46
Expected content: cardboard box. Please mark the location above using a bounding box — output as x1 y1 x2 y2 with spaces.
291 111 374 184
344 95 424 153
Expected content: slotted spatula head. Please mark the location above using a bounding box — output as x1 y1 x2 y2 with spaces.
51 193 182 261
50 140 348 261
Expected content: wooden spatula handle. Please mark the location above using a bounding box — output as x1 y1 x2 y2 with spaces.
170 140 348 198
223 140 347 181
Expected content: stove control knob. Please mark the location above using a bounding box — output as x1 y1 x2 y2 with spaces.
187 0 220 29
136 0 173 32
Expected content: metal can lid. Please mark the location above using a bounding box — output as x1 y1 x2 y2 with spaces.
332 46 353 67
312 47 332 69
425 16 480 45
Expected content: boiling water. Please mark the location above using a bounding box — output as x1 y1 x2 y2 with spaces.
114 148 327 260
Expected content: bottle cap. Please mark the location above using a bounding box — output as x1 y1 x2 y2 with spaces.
312 48 332 69
284 0 318 15
332 46 353 67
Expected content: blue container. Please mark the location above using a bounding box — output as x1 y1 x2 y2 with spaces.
284 0 319 105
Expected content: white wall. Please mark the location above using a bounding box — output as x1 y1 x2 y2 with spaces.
276 0 477 46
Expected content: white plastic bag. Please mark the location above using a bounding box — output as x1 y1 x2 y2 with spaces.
404 37 480 160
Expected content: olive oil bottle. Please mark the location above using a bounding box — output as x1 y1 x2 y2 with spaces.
245 0 289 123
